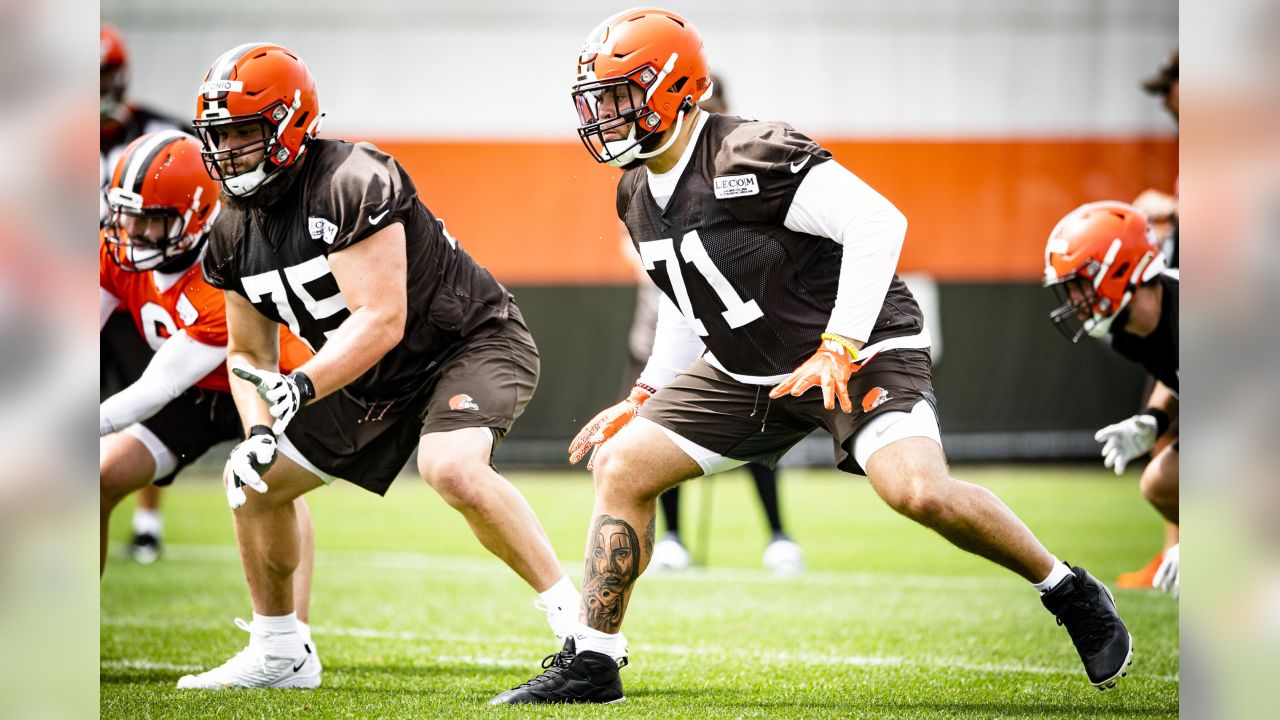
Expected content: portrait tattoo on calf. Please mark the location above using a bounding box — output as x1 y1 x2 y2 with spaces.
582 514 642 633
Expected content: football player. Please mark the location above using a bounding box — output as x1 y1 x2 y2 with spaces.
178 43 578 690
100 23 194 563
494 9 1133 704
1044 201 1179 597
621 73 805 576
99 132 318 633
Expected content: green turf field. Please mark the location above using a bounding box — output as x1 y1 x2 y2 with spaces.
101 465 1178 718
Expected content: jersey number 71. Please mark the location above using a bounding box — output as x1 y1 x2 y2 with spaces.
638 230 763 336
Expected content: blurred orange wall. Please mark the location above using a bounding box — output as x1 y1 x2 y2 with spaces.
368 137 1176 284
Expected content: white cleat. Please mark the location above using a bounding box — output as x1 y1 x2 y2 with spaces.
177 618 321 690
650 537 691 571
763 538 806 576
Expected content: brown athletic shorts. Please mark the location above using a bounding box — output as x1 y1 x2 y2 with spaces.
282 305 539 495
638 349 936 476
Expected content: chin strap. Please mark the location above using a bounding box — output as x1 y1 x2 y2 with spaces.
634 97 694 160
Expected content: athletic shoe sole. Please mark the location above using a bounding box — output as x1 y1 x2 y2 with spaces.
1092 634 1134 690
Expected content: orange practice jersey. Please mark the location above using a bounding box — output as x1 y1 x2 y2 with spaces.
99 237 312 393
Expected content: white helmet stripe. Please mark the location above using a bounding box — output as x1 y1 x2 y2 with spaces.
121 130 187 197
205 42 267 99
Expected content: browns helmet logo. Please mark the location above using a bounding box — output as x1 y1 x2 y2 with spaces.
448 394 479 412
862 387 890 412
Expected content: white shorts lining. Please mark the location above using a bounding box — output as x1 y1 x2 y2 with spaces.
276 433 339 485
851 399 942 471
123 423 176 482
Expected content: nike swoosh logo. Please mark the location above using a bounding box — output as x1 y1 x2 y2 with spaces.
790 156 810 173
292 654 309 672
875 417 904 438
369 209 390 225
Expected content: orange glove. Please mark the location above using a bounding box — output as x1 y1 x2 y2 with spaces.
568 385 653 468
769 334 874 413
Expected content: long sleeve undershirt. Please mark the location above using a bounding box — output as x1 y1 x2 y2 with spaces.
99 328 227 435
782 159 907 344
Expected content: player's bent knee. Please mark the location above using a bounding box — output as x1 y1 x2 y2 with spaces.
877 469 954 524
591 443 672 504
899 485 949 524
419 455 489 509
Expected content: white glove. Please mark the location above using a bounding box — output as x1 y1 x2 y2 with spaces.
1094 413 1159 475
225 429 277 509
1153 543 1179 597
232 366 313 435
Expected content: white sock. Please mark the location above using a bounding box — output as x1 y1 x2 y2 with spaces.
250 612 305 656
1033 558 1074 594
131 508 162 537
296 620 312 646
539 576 579 615
569 622 628 661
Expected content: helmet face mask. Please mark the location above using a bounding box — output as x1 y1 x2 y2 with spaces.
104 204 200 273
573 73 658 166
100 64 128 124
1047 265 1109 342
193 115 278 197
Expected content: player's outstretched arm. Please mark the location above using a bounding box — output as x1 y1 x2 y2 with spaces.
99 331 227 436
290 222 407 401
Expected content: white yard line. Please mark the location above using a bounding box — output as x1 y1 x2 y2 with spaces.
101 659 204 673
100 618 1178 683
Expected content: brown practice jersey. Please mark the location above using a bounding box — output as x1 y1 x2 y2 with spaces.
617 114 924 379
203 139 511 402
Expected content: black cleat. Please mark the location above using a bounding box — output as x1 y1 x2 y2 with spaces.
127 531 162 565
489 637 626 705
1041 564 1134 689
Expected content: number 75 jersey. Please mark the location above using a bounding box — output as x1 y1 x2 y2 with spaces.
617 114 924 379
202 139 512 401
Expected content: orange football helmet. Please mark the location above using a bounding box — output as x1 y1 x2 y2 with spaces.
192 43 322 197
104 132 221 273
1043 201 1165 342
101 24 129 123
572 8 711 167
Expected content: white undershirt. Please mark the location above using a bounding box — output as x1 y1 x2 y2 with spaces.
782 160 910 344
645 111 710 211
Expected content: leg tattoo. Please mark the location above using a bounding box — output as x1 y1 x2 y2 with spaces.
582 515 642 633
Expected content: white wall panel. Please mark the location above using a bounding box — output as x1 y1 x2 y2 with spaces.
104 0 1177 138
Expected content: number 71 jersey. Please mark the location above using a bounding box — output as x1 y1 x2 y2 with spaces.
617 114 924 379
